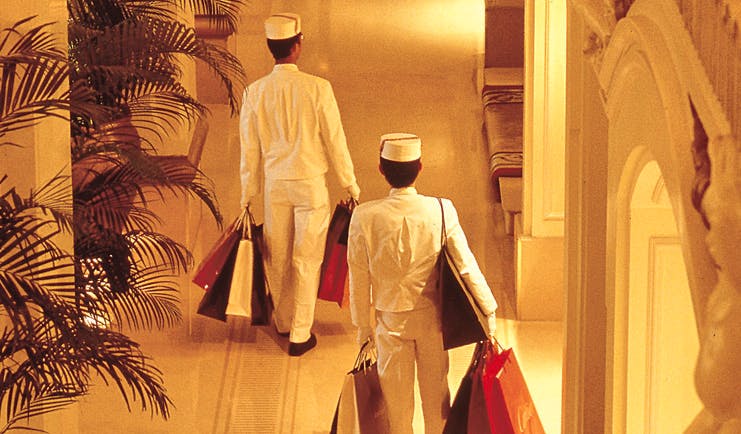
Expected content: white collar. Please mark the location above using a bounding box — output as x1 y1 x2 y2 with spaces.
389 186 418 196
273 63 298 72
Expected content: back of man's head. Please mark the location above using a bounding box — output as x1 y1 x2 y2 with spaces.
264 13 302 60
379 133 422 188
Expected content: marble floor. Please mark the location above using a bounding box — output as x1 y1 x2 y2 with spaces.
61 1 563 433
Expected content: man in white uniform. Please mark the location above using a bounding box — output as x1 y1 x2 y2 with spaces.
348 133 498 433
240 13 360 357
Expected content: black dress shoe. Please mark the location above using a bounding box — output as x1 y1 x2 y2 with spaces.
288 333 317 357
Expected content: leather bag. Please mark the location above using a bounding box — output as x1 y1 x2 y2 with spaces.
436 198 489 349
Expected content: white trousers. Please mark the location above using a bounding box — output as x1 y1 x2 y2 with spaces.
376 306 451 434
264 175 330 343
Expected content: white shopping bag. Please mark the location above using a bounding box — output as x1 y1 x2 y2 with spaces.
226 212 255 318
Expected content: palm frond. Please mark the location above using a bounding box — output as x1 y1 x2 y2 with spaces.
70 16 244 115
126 230 192 272
0 18 66 61
67 0 131 29
0 19 69 144
73 150 222 227
26 174 74 234
186 0 244 34
86 328 171 418
77 264 182 331
1 390 77 433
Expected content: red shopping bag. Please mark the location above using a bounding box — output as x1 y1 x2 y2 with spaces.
196 239 239 322
318 199 356 306
468 353 495 433
192 218 240 291
481 341 545 434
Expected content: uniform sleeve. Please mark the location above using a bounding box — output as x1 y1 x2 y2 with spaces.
442 199 498 315
348 211 372 329
239 87 262 207
317 81 358 190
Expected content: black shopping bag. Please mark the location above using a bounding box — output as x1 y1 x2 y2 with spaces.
444 342 486 433
249 223 273 325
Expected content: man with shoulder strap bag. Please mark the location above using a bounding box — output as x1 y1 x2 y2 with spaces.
347 133 498 433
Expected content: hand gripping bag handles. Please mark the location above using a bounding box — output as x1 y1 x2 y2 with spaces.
330 340 390 434
436 198 490 349
318 198 357 307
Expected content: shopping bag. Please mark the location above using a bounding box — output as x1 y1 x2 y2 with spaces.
353 360 389 433
226 209 257 318
192 218 240 291
331 369 359 434
196 239 239 322
318 199 356 306
482 341 545 434
330 341 390 434
443 342 485 434
249 223 272 326
468 352 494 433
436 198 489 349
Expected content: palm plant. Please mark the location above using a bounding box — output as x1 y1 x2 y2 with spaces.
0 18 172 431
67 0 245 331
0 0 247 427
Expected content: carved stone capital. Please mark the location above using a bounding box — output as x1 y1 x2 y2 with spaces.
571 0 617 67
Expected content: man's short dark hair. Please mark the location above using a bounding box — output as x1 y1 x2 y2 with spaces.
380 158 422 188
266 34 301 60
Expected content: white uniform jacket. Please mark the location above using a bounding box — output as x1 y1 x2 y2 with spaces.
239 64 357 205
348 187 498 330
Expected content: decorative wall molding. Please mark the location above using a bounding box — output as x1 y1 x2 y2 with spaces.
570 0 617 68
673 0 738 139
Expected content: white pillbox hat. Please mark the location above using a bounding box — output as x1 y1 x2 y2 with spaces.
380 133 422 162
264 13 302 40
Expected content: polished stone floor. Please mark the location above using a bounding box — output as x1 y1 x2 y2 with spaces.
62 1 563 433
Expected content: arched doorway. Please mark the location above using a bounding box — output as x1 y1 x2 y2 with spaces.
613 159 702 432
580 1 722 431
